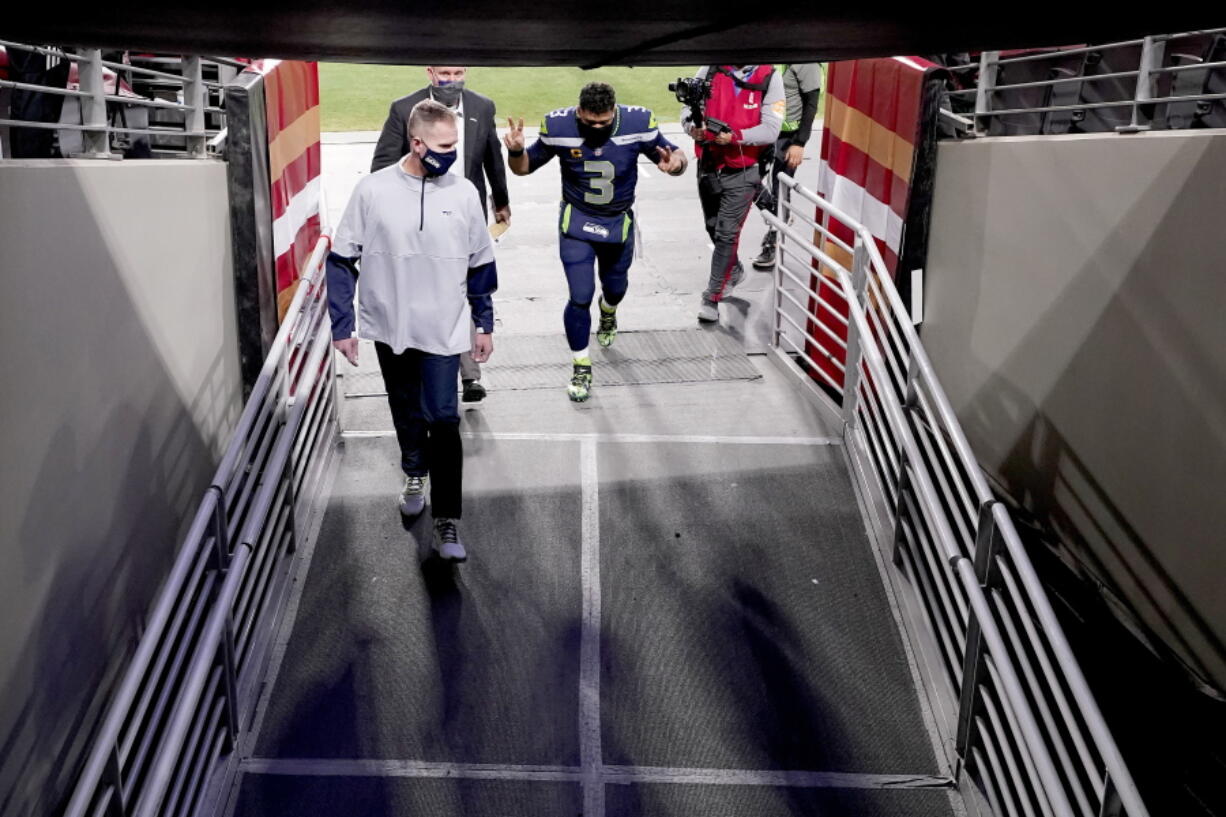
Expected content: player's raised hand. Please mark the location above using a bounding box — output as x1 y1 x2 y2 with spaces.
656 146 686 176
503 117 526 152
655 145 674 172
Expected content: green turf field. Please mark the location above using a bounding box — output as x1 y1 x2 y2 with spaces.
319 64 699 131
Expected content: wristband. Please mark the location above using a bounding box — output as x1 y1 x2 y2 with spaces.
507 147 525 157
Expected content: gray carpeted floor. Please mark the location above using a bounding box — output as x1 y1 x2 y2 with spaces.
340 330 762 397
252 437 583 766
597 442 938 774
238 433 953 817
235 775 582 817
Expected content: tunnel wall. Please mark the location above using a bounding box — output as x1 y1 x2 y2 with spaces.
920 129 1226 695
0 159 243 816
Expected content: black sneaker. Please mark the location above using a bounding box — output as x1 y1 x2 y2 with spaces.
461 379 487 403
752 230 777 270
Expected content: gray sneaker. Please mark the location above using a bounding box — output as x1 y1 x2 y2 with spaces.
432 517 467 562
697 300 719 323
399 474 428 517
728 261 745 292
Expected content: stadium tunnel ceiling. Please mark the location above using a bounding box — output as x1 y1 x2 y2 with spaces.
7 4 1224 65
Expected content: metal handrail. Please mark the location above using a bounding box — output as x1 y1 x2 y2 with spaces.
943 69 1141 94
940 29 1226 136
0 80 226 114
764 173 1149 817
992 40 1148 65
64 235 337 817
1154 26 1226 42
974 91 1226 118
0 40 232 158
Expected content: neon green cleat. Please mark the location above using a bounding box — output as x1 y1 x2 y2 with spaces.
567 359 593 402
597 300 618 348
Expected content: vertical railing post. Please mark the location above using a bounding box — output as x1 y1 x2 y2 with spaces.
1121 36 1165 132
956 501 1004 764
771 178 791 350
841 240 869 427
891 463 912 569
183 56 207 157
220 620 241 750
902 349 921 410
206 485 241 750
281 339 295 414
103 744 127 816
78 48 111 157
1099 773 1123 817
209 486 230 568
284 440 300 554
974 51 999 137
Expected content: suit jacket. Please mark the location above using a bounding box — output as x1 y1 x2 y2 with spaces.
370 87 509 220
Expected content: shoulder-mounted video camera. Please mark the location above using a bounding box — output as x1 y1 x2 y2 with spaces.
670 74 730 139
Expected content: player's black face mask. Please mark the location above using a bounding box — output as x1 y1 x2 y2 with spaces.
578 120 612 145
431 81 464 108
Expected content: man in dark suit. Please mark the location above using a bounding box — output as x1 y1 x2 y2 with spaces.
371 66 510 402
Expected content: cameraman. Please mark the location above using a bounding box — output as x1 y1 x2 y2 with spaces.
681 65 784 323
753 63 823 270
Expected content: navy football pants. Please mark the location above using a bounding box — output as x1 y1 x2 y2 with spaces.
559 231 635 352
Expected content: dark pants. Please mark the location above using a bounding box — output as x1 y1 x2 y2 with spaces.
755 132 798 216
375 342 463 519
697 165 759 302
559 231 635 351
7 50 70 158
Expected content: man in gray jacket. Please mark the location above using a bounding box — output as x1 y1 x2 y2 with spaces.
753 63 823 270
372 67 509 403
331 100 498 564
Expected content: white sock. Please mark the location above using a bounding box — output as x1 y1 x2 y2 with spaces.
573 347 590 363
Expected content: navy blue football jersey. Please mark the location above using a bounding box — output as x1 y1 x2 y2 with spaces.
526 105 678 218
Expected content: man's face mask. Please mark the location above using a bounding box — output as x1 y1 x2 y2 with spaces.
417 140 458 176
577 114 614 145
431 81 464 108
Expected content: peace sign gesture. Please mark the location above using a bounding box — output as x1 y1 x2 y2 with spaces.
503 117 526 153
655 145 685 176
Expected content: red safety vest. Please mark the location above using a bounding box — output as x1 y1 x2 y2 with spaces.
700 65 775 169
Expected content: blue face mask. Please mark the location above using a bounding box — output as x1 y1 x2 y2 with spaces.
420 145 458 176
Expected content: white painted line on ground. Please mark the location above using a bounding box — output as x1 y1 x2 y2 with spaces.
343 430 842 446
240 758 954 792
603 766 953 789
241 758 582 782
579 438 604 817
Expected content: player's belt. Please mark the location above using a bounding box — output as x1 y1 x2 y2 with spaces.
560 202 633 243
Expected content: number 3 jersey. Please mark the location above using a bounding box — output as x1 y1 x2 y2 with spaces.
526 105 678 221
